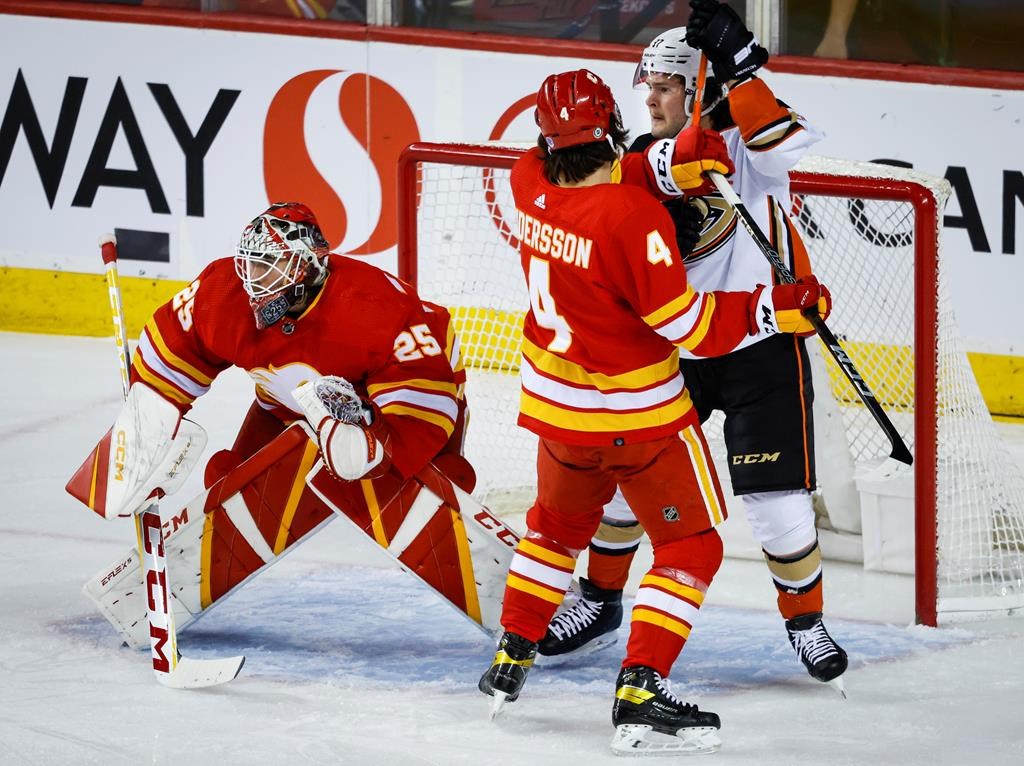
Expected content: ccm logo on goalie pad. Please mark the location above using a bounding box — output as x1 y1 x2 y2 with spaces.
473 509 518 548
114 430 127 481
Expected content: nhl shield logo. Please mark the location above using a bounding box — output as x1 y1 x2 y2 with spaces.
662 505 679 522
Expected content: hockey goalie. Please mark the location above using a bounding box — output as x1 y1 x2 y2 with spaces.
66 202 518 648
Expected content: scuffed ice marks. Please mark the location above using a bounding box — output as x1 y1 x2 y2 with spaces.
57 564 970 694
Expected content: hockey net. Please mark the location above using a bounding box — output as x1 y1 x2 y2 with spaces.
397 142 1024 626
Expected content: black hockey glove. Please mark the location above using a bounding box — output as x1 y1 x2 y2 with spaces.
663 198 709 260
686 0 769 82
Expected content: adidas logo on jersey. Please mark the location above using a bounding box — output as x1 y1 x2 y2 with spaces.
534 194 546 209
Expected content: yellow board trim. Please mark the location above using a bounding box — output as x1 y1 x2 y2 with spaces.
0 267 186 337
506 572 564 604
273 441 321 555
448 305 524 372
2 267 1022 418
450 508 482 625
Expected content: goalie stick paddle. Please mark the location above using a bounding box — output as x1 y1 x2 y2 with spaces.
99 234 244 689
689 57 913 477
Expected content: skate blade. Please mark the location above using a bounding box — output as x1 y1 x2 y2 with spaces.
611 724 721 757
828 674 847 699
488 691 509 721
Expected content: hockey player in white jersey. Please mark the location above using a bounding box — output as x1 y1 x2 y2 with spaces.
540 0 849 694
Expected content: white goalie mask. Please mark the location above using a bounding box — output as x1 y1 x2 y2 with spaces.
633 27 727 118
234 202 329 329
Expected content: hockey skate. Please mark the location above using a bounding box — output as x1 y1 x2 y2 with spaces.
479 631 537 720
537 578 623 661
611 665 721 756
786 611 848 697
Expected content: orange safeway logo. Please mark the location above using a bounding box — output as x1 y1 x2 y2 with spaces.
263 71 420 256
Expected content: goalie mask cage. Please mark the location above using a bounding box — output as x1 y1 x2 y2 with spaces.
397 142 1024 627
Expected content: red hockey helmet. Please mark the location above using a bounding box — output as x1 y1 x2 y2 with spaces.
535 69 620 151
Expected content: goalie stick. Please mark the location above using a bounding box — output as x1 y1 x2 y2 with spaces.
690 57 913 478
99 234 244 688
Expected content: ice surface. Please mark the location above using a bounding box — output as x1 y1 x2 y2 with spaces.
1 333 1022 765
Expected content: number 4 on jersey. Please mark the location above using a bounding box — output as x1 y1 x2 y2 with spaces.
647 230 673 267
528 257 572 353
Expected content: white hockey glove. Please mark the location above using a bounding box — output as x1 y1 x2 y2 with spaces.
292 376 391 481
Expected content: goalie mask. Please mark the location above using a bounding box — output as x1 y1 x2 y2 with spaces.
633 27 727 120
234 202 329 330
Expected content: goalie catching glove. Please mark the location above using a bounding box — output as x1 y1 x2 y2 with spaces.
293 376 392 481
645 126 734 197
749 275 832 337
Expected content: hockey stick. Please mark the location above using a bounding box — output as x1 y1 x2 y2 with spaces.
99 234 244 688
691 57 913 477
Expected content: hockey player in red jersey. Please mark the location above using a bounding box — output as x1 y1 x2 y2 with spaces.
137 201 464 484
538 0 849 696
476 68 832 754
67 202 527 648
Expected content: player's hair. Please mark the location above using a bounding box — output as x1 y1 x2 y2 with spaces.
538 112 629 185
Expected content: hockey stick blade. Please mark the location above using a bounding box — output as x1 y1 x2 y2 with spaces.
158 655 246 690
708 171 913 469
855 455 913 483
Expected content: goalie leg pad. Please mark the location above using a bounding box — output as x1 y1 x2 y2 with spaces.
306 459 518 633
85 423 333 647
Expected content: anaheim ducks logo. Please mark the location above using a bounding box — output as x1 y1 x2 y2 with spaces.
684 195 737 265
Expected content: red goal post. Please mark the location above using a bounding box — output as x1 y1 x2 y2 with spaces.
397 142 1024 627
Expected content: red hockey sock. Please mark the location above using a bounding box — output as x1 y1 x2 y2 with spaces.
500 532 578 643
622 529 723 676
588 546 637 592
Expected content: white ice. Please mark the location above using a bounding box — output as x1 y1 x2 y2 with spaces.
1 333 1022 765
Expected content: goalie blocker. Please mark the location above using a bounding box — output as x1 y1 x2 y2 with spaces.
85 422 519 647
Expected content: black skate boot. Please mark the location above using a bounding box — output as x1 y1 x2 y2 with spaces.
611 665 721 755
786 611 848 694
538 578 623 658
479 631 537 719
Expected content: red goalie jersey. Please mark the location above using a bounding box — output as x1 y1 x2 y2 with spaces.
131 254 464 479
512 148 752 446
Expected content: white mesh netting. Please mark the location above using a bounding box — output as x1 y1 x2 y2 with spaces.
404 146 1024 620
